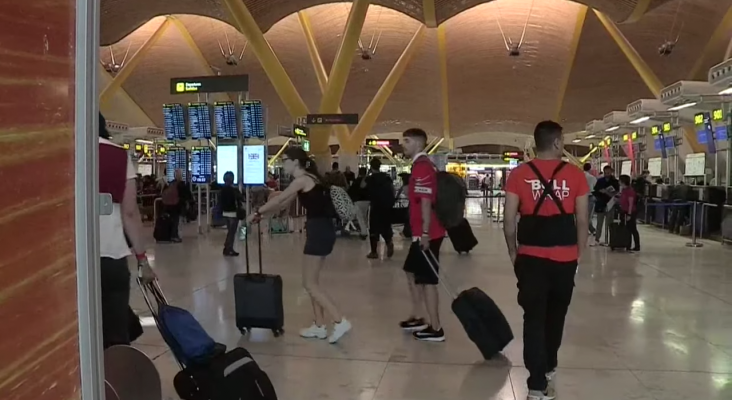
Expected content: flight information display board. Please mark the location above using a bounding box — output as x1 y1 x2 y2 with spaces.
188 102 212 140
166 147 187 182
241 100 265 139
163 103 186 140
214 101 238 139
190 147 212 184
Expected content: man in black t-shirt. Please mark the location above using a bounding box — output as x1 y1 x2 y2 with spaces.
363 159 395 259
593 166 619 244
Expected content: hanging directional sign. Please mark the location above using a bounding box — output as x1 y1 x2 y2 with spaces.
306 113 359 125
293 124 309 138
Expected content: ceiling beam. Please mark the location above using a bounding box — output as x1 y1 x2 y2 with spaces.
169 17 233 102
554 5 587 122
98 64 156 127
222 0 309 119
594 10 705 154
310 0 371 157
99 17 171 108
437 24 452 150
620 0 652 24
297 11 351 146
345 26 426 152
423 0 437 28
687 5 732 80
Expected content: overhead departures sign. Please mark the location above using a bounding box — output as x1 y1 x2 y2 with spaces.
170 75 249 94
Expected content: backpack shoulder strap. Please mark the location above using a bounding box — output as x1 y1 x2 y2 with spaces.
525 161 568 216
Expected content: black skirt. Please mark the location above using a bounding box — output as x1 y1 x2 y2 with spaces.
304 218 336 256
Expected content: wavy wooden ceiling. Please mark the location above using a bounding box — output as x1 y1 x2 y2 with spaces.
101 0 732 144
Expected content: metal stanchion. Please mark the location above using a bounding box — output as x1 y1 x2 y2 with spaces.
205 185 211 232
197 185 202 234
686 202 703 248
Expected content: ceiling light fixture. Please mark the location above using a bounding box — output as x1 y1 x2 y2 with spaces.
572 139 581 143
630 116 650 124
668 102 697 111
135 139 154 144
719 87 732 95
605 126 620 132
585 134 596 139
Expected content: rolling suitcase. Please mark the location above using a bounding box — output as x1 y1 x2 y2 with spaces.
447 218 478 254
154 213 172 242
138 279 277 400
234 222 285 336
608 209 632 250
423 251 513 359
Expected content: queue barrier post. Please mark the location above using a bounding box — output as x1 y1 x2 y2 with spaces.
686 201 703 248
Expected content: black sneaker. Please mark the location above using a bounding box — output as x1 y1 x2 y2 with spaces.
413 326 446 342
366 252 379 259
399 317 428 331
223 250 239 257
386 242 395 258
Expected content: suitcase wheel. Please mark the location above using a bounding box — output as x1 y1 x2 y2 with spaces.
239 327 249 335
272 328 284 337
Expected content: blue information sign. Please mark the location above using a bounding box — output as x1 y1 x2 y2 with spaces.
163 103 186 140
188 102 212 140
215 101 238 139
241 100 265 139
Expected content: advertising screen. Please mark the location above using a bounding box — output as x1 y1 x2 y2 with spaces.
216 145 239 184
242 145 266 185
163 103 186 140
188 102 212 140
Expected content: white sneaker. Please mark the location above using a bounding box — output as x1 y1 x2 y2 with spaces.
546 369 556 391
299 323 327 339
328 318 352 344
527 387 556 400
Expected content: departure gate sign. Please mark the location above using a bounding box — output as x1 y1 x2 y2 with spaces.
306 113 359 125
365 139 398 147
170 75 249 94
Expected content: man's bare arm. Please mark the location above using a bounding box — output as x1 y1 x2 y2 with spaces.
503 192 520 255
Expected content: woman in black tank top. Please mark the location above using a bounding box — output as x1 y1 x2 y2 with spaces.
248 148 352 343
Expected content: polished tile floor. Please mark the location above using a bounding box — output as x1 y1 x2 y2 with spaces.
130 203 732 400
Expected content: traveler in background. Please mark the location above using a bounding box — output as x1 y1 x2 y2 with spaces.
399 128 446 342
161 169 191 243
632 170 650 221
362 158 395 259
619 175 641 252
98 113 155 349
327 162 348 188
220 171 243 257
583 163 597 241
349 167 370 240
397 172 412 238
503 120 589 400
344 165 356 187
592 165 619 245
248 147 352 344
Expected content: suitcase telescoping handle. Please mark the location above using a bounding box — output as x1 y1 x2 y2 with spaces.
244 221 263 274
136 278 186 370
422 250 458 300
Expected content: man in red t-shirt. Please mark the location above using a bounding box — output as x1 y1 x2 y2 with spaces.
504 121 589 400
399 128 447 342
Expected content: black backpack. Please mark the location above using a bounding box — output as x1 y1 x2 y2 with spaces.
434 171 467 229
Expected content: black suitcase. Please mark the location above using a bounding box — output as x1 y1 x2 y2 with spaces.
422 252 513 359
154 213 172 242
608 208 632 250
234 222 285 336
138 280 277 400
447 218 478 254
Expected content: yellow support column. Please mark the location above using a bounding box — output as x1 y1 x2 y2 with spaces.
620 0 652 24
594 10 704 153
554 6 587 121
562 149 582 167
346 26 426 152
437 24 452 149
100 17 171 107
688 5 732 80
222 0 309 120
310 0 371 160
423 0 437 28
297 11 351 145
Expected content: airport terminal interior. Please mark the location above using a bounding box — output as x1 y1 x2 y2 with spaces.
6 0 732 399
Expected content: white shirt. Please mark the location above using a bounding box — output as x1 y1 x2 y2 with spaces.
99 138 136 259
585 171 597 195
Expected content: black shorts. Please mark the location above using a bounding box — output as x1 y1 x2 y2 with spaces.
101 257 132 349
403 238 443 285
304 218 336 256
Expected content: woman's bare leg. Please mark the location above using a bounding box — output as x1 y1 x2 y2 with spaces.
302 255 343 323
